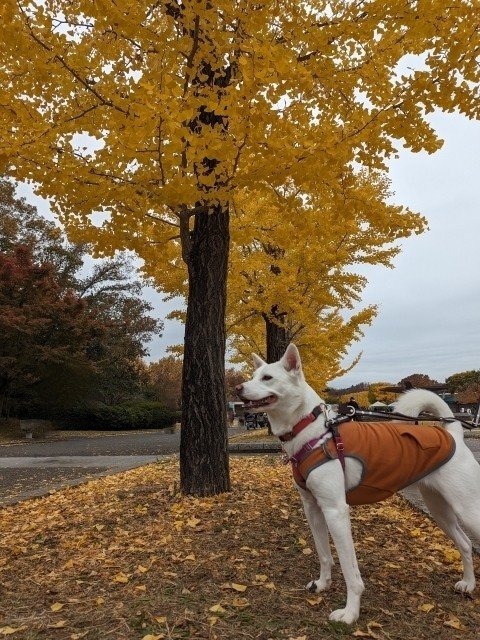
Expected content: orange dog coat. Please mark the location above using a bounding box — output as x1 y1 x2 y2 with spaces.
292 421 455 505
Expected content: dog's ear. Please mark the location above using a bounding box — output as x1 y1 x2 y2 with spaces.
252 353 266 369
280 343 302 373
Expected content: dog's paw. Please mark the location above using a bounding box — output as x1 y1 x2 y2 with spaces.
455 579 476 594
329 608 359 625
306 578 331 593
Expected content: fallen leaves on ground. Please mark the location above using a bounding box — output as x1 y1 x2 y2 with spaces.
228 427 274 443
0 456 479 639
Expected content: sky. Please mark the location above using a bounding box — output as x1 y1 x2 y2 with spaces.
331 110 480 387
16 110 480 388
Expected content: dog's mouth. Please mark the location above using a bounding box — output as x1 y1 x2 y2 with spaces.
242 395 277 410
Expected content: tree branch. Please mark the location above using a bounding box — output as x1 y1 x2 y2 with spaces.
145 212 179 228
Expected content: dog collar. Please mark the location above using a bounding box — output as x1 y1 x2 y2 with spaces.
279 405 324 442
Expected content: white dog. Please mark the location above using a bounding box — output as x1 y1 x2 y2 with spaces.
236 343 480 624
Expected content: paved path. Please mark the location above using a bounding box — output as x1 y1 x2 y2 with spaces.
0 430 182 505
0 427 242 505
0 430 182 457
1 429 479 512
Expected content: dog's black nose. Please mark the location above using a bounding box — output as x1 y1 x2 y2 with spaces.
235 384 244 397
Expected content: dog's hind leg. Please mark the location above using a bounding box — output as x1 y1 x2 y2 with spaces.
298 487 334 592
418 484 475 593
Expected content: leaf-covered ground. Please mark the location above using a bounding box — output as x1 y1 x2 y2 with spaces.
0 456 479 639
228 427 273 442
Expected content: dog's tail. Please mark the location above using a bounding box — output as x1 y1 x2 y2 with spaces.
394 389 463 436
394 389 454 419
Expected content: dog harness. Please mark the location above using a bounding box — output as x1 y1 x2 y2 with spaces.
291 421 456 505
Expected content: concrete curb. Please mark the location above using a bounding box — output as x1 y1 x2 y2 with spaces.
228 442 281 453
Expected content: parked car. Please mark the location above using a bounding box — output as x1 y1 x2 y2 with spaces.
256 413 270 429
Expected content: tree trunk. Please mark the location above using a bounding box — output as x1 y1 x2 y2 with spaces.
180 204 231 496
264 306 289 364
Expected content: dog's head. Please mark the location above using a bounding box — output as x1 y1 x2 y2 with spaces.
236 344 306 415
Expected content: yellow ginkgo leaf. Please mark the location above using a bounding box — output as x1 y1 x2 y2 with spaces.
443 549 461 563
186 517 201 527
50 602 64 612
113 572 129 583
209 604 226 613
47 620 66 629
444 615 465 630
0 627 27 636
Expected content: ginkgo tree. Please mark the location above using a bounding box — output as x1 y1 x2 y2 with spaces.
225 168 426 384
1 0 478 495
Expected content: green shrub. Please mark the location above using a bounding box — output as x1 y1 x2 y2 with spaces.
53 401 180 430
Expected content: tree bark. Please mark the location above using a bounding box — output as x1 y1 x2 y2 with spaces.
264 306 289 364
171 1 233 496
180 204 231 495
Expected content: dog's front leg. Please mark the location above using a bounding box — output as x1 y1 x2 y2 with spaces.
308 467 364 624
320 501 364 624
297 486 334 592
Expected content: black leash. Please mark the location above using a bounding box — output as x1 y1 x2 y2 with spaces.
329 407 477 431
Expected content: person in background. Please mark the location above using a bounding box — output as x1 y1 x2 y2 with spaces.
347 396 360 412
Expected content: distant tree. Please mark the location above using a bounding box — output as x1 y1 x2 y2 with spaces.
368 387 377 405
78 258 162 405
367 383 397 405
0 180 163 410
0 178 84 285
346 391 369 409
446 370 480 393
0 246 103 417
148 357 183 411
225 368 244 401
446 370 480 406
399 374 439 389
456 385 480 406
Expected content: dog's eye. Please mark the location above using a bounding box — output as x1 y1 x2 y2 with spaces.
262 375 273 381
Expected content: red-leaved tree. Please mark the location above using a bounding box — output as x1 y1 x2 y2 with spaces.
0 246 103 417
